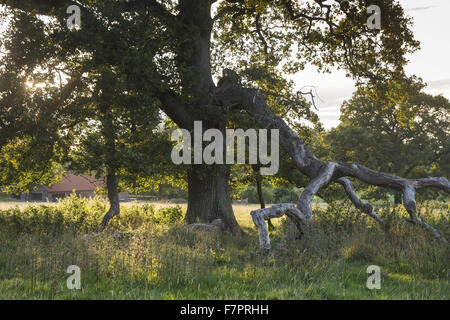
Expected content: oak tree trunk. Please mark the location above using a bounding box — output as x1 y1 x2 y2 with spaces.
99 105 120 230
174 0 245 233
186 165 241 234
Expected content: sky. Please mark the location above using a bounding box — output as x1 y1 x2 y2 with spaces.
290 0 450 129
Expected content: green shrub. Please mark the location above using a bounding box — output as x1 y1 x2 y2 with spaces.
0 194 185 234
241 185 275 204
274 186 299 203
241 186 259 203
155 206 184 224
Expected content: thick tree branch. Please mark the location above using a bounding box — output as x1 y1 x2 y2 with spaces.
297 162 336 222
250 203 307 250
213 5 247 21
158 90 195 130
214 70 449 246
335 177 385 225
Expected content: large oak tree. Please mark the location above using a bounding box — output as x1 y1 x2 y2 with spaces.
1 1 448 243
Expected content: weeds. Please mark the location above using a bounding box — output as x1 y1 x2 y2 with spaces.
0 196 448 299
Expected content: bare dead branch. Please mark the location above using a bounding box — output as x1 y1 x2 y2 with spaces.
214 69 449 246
336 177 385 225
250 203 307 250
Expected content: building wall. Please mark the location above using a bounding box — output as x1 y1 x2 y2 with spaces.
119 191 129 201
20 186 51 201
20 189 130 202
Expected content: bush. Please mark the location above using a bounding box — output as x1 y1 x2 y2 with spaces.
153 206 184 224
274 186 299 203
277 201 450 277
240 185 275 204
240 186 258 203
0 194 185 234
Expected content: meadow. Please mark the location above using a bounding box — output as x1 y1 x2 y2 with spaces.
0 194 448 300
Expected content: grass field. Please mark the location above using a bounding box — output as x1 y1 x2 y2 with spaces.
0 195 448 299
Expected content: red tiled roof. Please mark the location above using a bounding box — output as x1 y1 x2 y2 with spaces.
45 173 104 193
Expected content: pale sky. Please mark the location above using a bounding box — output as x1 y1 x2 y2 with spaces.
290 0 450 129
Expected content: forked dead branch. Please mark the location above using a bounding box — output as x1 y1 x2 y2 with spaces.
214 69 450 249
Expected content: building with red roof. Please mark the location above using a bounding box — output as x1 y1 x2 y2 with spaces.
20 173 129 202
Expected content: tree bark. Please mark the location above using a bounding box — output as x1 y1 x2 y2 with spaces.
186 165 241 234
174 0 244 233
394 192 402 205
336 177 385 225
98 105 120 231
99 171 120 231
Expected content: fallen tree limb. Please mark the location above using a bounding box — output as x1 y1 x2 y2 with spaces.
214 69 449 248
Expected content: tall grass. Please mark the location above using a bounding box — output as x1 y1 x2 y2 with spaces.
0 195 448 299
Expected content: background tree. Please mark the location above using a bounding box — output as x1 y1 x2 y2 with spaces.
0 4 171 228
0 10 69 192
325 78 450 204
